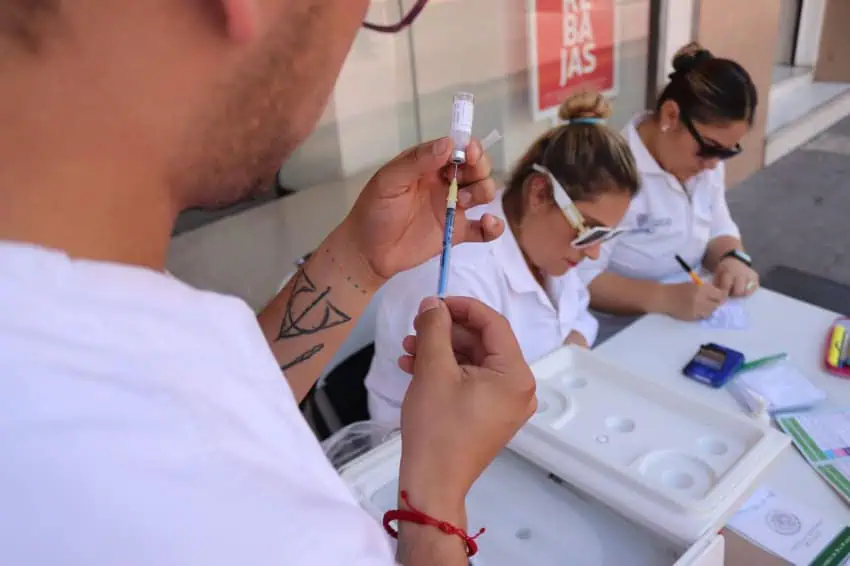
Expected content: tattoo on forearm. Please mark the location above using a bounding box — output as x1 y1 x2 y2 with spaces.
276 268 351 370
280 344 324 372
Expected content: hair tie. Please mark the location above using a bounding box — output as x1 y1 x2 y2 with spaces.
565 117 605 125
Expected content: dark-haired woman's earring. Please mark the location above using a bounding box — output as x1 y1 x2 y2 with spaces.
661 124 669 133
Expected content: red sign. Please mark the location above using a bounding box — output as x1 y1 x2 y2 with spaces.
528 0 617 121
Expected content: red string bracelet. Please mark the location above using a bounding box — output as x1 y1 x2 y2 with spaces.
382 490 485 557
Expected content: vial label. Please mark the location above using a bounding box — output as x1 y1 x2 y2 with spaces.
451 100 474 134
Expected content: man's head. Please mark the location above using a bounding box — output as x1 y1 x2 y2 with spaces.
0 0 369 211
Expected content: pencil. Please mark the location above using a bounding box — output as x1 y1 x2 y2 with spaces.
675 254 704 285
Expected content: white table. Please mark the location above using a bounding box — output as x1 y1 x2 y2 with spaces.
595 288 850 524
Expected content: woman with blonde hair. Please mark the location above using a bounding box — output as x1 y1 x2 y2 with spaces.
578 42 760 341
365 91 641 425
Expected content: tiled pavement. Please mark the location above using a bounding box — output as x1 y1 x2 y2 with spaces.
729 115 850 287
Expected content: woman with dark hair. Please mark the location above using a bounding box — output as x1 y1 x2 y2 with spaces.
578 42 760 339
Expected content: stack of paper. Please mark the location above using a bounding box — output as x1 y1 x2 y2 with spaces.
700 298 749 330
728 362 827 415
777 410 850 504
728 486 850 565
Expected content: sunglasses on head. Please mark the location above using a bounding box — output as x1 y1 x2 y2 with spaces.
530 164 625 250
362 0 429 33
680 113 742 160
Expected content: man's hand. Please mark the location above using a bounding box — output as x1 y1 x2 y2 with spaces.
392 296 536 566
714 258 759 298
259 137 502 401
397 297 536 519
340 137 503 289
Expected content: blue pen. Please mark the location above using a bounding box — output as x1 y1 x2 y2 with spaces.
437 168 459 298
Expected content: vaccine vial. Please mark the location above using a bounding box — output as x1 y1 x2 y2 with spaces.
450 92 475 164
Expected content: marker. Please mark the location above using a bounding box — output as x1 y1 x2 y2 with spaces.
828 325 846 367
675 254 704 286
737 353 788 373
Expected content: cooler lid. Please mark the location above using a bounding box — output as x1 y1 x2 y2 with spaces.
509 345 790 545
340 436 694 565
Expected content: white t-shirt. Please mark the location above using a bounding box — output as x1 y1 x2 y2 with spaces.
365 197 598 425
576 112 741 285
0 242 393 566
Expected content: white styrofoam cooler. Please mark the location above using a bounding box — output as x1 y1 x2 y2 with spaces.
339 345 791 565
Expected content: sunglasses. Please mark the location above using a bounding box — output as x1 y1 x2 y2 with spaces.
362 0 429 33
680 114 742 160
531 164 625 250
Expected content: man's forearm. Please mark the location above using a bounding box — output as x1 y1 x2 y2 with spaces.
397 523 469 566
257 222 383 402
395 494 469 566
702 235 741 272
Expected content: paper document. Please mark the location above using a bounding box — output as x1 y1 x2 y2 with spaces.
700 298 749 330
728 362 827 414
777 409 850 505
728 486 850 565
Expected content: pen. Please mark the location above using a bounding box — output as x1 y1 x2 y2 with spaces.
675 254 704 285
437 172 459 298
737 353 788 373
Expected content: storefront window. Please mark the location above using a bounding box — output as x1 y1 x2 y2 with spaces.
278 0 652 192
178 1 653 247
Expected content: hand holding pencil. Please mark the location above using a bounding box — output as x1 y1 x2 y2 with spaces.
675 254 704 286
661 255 725 321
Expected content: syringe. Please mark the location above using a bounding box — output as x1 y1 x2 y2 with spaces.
437 92 475 298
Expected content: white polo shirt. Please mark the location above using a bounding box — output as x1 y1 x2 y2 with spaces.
576 112 741 285
365 197 598 425
0 242 394 566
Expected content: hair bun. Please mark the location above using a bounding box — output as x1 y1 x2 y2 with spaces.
670 41 713 78
557 91 612 122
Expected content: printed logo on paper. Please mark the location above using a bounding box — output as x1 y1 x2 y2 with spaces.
766 509 802 536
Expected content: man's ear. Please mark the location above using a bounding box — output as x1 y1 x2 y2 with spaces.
219 0 259 43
